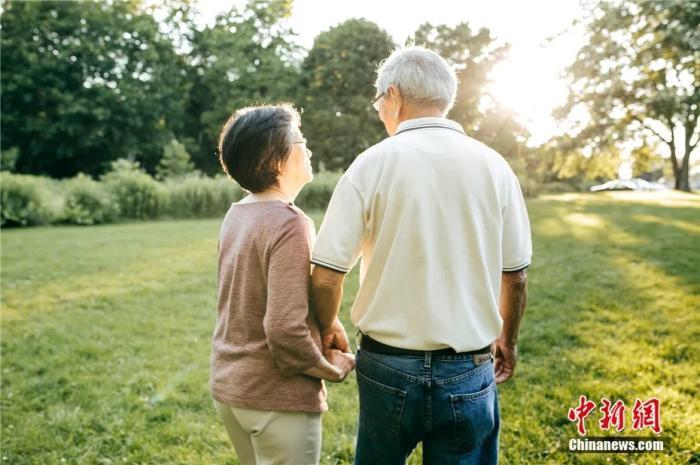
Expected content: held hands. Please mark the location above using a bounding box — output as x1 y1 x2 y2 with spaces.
321 318 350 353
321 318 354 382
493 338 517 384
324 349 355 383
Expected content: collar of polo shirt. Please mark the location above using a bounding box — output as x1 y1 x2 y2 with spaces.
394 117 466 136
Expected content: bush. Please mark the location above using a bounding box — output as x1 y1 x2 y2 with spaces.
0 167 340 227
164 175 243 218
0 172 63 226
101 160 167 219
61 174 120 225
156 139 197 180
295 170 342 211
1 147 20 172
540 179 599 194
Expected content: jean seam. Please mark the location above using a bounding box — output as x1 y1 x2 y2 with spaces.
355 366 407 396
450 379 496 401
356 368 407 437
434 359 493 386
451 402 493 453
358 350 425 384
449 382 497 452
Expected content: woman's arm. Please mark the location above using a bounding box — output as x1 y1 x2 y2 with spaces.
303 350 355 382
263 214 331 377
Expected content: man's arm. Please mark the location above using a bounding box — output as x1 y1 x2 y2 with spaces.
494 269 528 384
310 265 350 353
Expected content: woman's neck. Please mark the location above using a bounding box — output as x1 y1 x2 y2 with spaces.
249 184 295 204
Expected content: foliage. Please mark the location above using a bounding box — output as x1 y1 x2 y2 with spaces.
156 139 196 180
0 172 62 226
1 147 20 172
299 19 395 171
411 23 529 161
0 0 188 177
295 170 342 210
0 168 340 227
183 0 301 174
100 159 167 219
164 174 243 218
631 142 665 178
558 0 700 191
61 173 120 225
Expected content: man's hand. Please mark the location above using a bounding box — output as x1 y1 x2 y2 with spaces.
495 269 527 384
321 318 350 353
324 349 355 382
493 338 517 384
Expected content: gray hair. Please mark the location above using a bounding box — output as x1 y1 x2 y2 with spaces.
375 46 458 113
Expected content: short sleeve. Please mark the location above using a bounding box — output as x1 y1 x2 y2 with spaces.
502 170 532 271
311 175 365 273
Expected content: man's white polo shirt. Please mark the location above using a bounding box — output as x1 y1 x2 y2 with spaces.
311 117 532 352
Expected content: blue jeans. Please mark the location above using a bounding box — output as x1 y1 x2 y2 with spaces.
354 349 499 465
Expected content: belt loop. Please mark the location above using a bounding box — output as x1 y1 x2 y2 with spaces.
423 351 431 369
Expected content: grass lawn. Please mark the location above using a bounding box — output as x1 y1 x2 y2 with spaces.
1 191 699 464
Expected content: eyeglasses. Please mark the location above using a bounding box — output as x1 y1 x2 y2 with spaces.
371 93 385 111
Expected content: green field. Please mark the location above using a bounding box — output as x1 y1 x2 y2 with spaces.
1 192 699 464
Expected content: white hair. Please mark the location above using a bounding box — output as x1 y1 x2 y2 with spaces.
375 46 458 113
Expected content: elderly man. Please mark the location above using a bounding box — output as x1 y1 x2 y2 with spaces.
310 46 531 465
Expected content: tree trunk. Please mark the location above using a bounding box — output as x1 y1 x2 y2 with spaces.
679 118 697 193
666 128 691 192
667 141 683 191
678 160 690 192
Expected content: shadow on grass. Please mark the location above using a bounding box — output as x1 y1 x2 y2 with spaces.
501 194 699 464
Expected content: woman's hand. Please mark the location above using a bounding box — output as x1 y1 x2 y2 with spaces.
302 349 354 382
324 349 355 382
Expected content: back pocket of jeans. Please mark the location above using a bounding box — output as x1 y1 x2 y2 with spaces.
356 369 407 438
450 380 496 451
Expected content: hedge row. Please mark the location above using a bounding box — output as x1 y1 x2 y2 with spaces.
1 170 342 227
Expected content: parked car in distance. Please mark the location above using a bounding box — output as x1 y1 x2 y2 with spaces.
590 178 670 192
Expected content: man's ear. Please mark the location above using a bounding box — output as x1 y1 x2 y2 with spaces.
388 84 403 117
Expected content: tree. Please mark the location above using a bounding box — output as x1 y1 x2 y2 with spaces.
299 19 395 171
411 23 529 161
0 0 188 177
558 0 699 191
631 141 665 178
156 139 196 180
183 0 301 174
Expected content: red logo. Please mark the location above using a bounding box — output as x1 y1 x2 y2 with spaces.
632 397 662 434
568 395 597 436
567 396 662 436
599 398 626 432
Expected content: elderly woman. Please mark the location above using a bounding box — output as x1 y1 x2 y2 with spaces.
211 104 355 465
309 47 532 465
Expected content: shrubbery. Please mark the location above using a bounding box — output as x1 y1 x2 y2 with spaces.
0 164 340 228
0 172 62 226
100 160 168 220
61 174 120 225
164 175 243 218
295 171 341 211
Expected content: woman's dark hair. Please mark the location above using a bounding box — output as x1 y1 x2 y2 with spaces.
218 104 300 193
